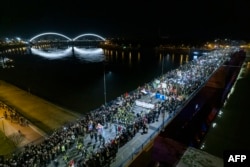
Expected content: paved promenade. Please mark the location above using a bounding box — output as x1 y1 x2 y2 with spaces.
0 80 80 134
0 107 44 147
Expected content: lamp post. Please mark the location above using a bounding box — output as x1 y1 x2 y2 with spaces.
162 54 164 76
104 63 107 106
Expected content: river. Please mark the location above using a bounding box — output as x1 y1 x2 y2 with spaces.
0 47 196 114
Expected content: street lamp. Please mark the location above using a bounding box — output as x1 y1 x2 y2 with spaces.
161 54 164 76
104 64 107 106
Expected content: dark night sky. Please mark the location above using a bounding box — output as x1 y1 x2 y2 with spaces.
1 0 250 41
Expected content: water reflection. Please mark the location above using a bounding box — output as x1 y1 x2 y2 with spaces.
180 54 183 65
104 50 143 66
1 47 196 113
186 54 189 63
137 52 141 62
30 46 192 67
122 52 124 60
157 52 191 75
129 52 132 67
31 47 72 59
73 47 105 62
31 47 105 62
0 57 14 68
166 54 170 61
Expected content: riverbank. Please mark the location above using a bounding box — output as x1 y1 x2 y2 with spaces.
0 80 80 135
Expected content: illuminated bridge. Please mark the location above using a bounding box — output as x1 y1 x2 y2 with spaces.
0 32 107 55
29 32 106 48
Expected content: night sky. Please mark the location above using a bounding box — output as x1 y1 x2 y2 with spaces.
1 0 250 41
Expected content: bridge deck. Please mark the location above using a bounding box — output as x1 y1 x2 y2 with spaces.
0 48 243 167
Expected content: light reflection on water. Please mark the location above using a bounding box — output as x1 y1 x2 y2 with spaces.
1 47 195 113
31 47 105 62
73 47 105 62
31 47 72 59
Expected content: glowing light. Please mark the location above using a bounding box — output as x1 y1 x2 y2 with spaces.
29 32 72 42
73 33 106 41
180 54 183 65
29 32 106 43
129 52 132 66
218 110 223 118
200 143 205 149
137 52 141 61
223 100 227 107
172 54 175 63
185 55 189 62
74 47 103 54
73 47 105 62
31 48 72 59
212 123 217 128
122 52 124 59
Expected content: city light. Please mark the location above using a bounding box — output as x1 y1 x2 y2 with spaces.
212 123 217 128
218 110 223 118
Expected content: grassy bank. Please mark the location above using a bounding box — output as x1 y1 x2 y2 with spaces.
0 131 16 157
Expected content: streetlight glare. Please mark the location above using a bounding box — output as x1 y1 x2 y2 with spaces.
0 117 5 138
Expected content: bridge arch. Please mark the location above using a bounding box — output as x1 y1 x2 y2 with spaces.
73 33 106 41
29 32 72 42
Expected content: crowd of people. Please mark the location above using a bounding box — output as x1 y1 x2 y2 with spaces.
0 48 236 167
0 103 30 127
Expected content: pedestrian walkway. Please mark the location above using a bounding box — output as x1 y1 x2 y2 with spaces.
0 108 45 148
0 79 80 135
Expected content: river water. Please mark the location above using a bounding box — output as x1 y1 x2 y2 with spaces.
0 47 195 114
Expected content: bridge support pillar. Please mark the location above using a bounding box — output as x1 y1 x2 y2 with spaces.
72 46 74 55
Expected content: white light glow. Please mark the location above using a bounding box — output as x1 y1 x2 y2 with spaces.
73 33 106 41
223 100 227 106
200 143 205 149
31 48 72 59
74 47 103 54
73 47 105 62
218 110 223 118
212 123 217 128
29 32 72 42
